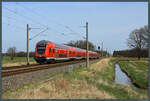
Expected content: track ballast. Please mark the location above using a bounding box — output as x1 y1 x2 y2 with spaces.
2 59 99 78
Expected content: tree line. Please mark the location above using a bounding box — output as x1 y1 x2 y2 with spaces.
3 47 35 60
65 40 96 51
113 48 148 58
3 51 35 57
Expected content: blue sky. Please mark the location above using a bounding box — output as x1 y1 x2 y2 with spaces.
2 2 148 54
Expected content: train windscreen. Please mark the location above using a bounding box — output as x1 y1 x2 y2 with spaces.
37 45 46 55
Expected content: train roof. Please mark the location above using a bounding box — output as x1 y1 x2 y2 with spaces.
55 43 71 50
36 40 52 45
37 40 72 50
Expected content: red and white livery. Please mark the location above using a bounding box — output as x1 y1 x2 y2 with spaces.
34 40 99 64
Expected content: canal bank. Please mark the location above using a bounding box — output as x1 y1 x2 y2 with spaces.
114 64 134 87
115 63 143 89
115 59 148 89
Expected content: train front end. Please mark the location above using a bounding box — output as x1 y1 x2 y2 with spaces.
34 40 48 64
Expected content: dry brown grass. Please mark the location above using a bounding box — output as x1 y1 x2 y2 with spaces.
3 77 115 99
123 87 147 99
79 70 94 77
90 58 111 72
2 62 36 67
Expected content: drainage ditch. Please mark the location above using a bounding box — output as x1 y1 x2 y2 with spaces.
114 64 134 87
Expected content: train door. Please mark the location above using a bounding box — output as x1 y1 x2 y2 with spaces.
49 48 52 57
52 48 55 57
55 48 57 58
49 48 55 58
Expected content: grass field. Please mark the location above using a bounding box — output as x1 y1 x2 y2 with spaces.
2 56 37 67
115 58 148 89
2 58 148 99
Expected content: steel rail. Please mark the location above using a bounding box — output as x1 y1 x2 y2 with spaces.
2 59 99 78
2 59 87 71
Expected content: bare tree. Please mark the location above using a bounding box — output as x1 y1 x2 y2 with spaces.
140 25 148 48
7 47 16 60
127 29 147 59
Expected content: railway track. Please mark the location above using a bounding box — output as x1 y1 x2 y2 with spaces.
2 59 99 78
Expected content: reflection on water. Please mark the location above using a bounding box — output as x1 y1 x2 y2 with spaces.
115 64 134 87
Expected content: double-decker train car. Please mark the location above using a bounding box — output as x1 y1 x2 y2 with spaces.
34 40 99 64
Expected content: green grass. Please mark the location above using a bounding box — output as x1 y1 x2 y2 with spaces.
2 56 36 64
2 56 37 67
93 60 115 84
118 61 148 89
96 83 131 99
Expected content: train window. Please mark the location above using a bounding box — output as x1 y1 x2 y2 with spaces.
53 49 55 53
49 48 51 53
37 48 45 55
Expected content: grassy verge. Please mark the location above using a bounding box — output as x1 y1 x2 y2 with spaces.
2 56 37 67
63 58 147 99
2 58 148 99
115 58 148 89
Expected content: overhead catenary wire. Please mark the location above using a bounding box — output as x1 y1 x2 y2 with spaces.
3 15 44 34
3 22 37 37
15 3 69 28
4 4 85 41
7 3 69 38
15 3 71 34
46 29 70 43
3 15 36 26
3 22 26 30
5 4 84 39
15 3 84 37
3 6 53 39
3 7 49 28
29 28 49 40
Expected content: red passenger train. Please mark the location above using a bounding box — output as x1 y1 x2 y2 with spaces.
34 40 99 64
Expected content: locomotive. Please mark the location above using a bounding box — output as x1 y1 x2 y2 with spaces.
34 40 99 64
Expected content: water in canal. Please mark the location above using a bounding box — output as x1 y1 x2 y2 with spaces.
115 64 134 87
